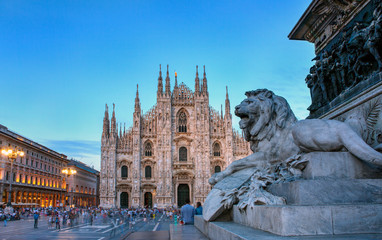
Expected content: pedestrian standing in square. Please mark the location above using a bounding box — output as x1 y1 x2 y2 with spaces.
33 211 39 229
55 214 60 231
180 199 195 225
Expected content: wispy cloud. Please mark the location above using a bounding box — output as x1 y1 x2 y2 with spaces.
39 140 101 170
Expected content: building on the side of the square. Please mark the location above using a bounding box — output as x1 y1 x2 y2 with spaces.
0 124 69 208
100 65 250 209
65 159 99 208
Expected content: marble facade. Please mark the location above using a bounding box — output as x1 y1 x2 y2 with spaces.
99 65 250 209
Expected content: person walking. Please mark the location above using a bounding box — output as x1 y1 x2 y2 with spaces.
33 211 39 229
180 199 195 225
195 202 203 215
90 213 93 226
55 214 61 231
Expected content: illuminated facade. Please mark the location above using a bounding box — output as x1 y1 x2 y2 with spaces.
100 65 250 209
0 124 69 208
65 159 99 207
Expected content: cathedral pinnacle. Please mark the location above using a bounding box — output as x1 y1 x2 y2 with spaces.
195 65 200 95
202 65 208 94
165 64 171 95
225 86 231 119
157 64 163 96
102 104 110 139
135 84 140 113
175 71 178 87
110 103 117 136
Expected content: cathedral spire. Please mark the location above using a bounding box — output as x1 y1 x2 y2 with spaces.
195 65 200 95
135 84 140 113
225 86 231 118
202 65 208 94
157 64 163 96
175 71 178 88
165 64 171 95
111 103 117 135
102 104 110 138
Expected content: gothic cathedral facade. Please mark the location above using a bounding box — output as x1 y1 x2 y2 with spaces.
100 65 250 209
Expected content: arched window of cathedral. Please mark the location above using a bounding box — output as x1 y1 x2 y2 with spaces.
121 165 128 178
179 147 187 162
214 166 221 173
213 142 221 156
145 142 153 156
178 111 187 132
145 166 152 179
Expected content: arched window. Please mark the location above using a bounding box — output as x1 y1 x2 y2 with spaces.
213 142 221 156
145 166 152 179
178 111 187 132
145 142 153 156
215 166 221 173
121 165 128 178
179 147 187 162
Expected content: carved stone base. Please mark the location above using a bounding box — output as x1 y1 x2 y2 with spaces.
203 167 257 221
318 72 382 120
232 204 382 236
301 152 382 180
268 179 382 205
309 63 382 119
195 214 382 239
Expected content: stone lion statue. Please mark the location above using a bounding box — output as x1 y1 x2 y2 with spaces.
209 89 382 185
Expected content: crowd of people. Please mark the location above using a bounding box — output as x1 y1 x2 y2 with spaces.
0 207 24 226
0 200 203 231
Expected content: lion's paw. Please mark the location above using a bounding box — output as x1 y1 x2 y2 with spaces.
209 172 224 185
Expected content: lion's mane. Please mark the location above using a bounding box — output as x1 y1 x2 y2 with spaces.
237 89 297 154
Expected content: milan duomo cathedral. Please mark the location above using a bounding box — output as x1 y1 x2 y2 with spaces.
100 65 250 209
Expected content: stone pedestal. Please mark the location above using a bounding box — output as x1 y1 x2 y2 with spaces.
268 179 382 205
232 152 382 236
301 152 381 180
197 152 382 238
232 204 382 236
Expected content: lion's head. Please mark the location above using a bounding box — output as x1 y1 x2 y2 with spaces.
235 89 297 145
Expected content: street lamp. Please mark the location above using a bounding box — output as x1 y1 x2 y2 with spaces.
61 167 77 208
62 168 77 176
1 147 24 208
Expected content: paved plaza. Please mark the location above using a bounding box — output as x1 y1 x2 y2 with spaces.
0 213 195 240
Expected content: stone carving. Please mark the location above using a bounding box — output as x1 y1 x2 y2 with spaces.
306 2 382 113
345 97 382 146
205 89 382 221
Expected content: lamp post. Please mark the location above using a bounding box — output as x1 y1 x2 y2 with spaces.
61 168 77 208
1 147 24 209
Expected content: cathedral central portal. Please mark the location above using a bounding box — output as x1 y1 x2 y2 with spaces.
100 65 250 209
177 184 190 207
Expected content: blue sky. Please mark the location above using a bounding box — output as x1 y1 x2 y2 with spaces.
0 0 314 170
